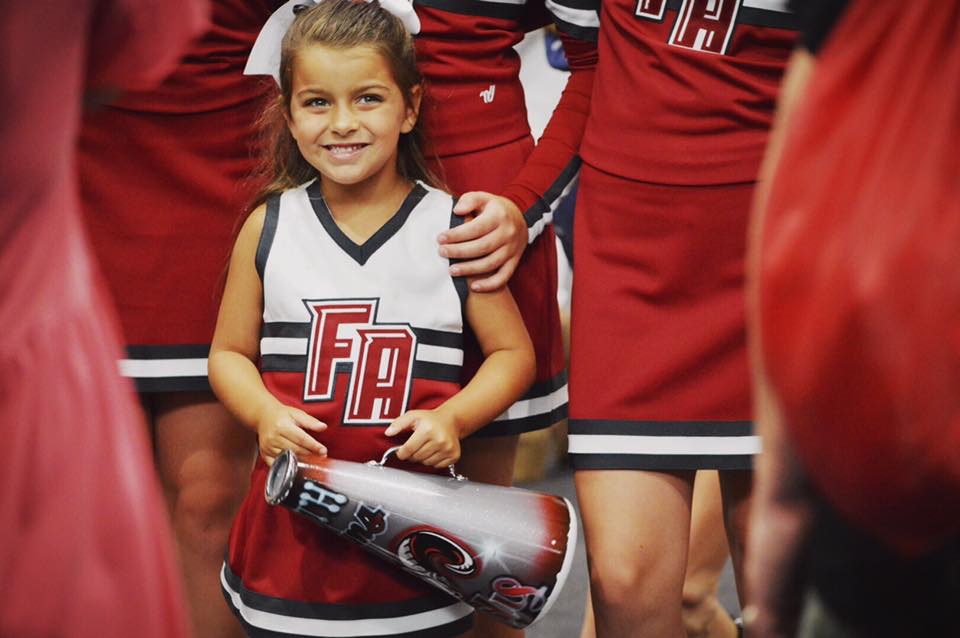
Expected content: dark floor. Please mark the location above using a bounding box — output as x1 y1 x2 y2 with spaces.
518 466 740 637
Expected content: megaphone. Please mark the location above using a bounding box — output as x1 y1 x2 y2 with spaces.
265 448 578 629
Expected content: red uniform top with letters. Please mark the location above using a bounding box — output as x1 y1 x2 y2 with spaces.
510 0 797 190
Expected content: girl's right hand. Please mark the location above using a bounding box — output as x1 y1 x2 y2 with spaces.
256 404 327 466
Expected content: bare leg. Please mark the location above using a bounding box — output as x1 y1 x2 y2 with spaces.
457 434 525 638
719 470 753 607
579 471 737 638
149 391 256 638
683 471 738 638
576 469 695 638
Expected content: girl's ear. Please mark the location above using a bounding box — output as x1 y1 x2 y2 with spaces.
401 84 422 134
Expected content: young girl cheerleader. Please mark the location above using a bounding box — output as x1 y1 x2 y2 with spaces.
208 2 535 636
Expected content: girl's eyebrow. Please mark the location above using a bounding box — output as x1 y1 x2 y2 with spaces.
353 82 390 92
294 82 390 98
295 87 327 97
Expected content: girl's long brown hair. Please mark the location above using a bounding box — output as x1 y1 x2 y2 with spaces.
251 0 440 208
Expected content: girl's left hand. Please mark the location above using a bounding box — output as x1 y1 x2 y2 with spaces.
384 409 461 469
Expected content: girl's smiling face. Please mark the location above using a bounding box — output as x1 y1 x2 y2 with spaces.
286 44 420 193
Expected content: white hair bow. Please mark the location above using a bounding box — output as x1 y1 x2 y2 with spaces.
245 0 421 83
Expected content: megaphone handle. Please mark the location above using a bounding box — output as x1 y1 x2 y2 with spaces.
373 446 467 481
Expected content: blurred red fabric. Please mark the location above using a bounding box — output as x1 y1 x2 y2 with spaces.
760 2 960 554
0 1 208 635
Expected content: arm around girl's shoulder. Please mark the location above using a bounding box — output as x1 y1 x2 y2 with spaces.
438 192 527 291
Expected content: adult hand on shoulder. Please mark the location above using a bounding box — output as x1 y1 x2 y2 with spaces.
438 192 527 292
256 403 327 466
385 409 461 469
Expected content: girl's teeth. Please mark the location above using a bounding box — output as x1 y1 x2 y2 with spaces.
329 145 363 154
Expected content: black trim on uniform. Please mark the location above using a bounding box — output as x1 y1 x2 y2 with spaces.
231 618 474 638
261 323 462 348
221 564 473 638
260 354 313 372
568 419 753 437
133 377 211 393
414 0 525 21
470 403 569 438
260 355 461 383
413 327 463 349
571 453 754 471
123 344 212 393
555 0 600 11
413 360 462 383
259 323 464 379
222 562 462 621
261 322 311 339
126 343 210 359
260 356 353 375
469 369 568 437
256 195 281 280
738 6 798 30
553 18 599 43
307 182 427 266
448 208 469 308
521 369 567 401
523 156 582 228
